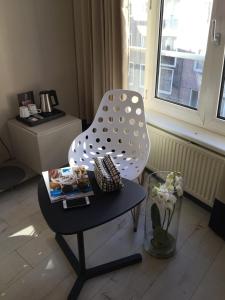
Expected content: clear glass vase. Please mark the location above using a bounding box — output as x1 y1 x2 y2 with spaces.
144 171 183 258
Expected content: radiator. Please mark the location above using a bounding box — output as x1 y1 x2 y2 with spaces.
147 125 225 207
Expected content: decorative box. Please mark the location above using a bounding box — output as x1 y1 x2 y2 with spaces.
94 155 123 192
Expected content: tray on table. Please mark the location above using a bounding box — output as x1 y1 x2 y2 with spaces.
16 109 65 127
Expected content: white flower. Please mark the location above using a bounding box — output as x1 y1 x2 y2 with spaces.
160 184 169 193
167 172 175 180
176 184 183 197
165 199 174 211
152 190 167 208
166 173 174 186
152 172 183 210
152 186 160 197
158 191 170 202
166 184 174 193
168 193 177 204
175 175 183 186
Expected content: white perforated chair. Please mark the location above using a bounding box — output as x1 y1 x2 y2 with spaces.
68 89 150 229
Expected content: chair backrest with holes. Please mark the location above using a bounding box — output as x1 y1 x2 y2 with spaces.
68 89 150 180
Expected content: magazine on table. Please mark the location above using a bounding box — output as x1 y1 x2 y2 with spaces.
42 166 94 203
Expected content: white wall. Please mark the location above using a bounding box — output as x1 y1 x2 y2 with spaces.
0 0 78 163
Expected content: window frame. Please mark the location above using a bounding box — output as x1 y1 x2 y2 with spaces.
145 0 225 135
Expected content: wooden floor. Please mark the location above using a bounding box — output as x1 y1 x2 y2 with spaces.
0 176 224 300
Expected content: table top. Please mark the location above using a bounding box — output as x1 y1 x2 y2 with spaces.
38 172 146 235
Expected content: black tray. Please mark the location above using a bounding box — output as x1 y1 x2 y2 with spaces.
16 109 65 127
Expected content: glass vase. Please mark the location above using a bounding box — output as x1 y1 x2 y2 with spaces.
144 171 183 258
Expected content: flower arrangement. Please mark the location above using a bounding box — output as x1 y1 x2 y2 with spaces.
149 171 183 257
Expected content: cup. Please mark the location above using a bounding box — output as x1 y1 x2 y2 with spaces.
19 106 30 118
27 104 41 115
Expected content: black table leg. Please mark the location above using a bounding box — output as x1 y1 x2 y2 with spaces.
77 232 86 273
55 232 142 300
55 233 80 274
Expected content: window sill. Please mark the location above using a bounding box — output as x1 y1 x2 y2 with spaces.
145 110 225 157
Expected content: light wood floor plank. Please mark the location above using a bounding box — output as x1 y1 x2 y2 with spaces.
141 226 223 300
0 176 224 300
42 273 75 300
191 245 225 300
17 228 58 267
0 212 48 261
1 250 72 300
0 251 32 293
0 177 41 226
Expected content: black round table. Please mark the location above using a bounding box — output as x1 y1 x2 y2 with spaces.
38 172 146 299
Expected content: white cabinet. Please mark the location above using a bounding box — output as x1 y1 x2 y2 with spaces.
8 115 82 174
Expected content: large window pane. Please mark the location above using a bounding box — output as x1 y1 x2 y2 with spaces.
156 0 212 109
128 0 148 95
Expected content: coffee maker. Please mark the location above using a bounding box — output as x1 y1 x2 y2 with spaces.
39 90 59 113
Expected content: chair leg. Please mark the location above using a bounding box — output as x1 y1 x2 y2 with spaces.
131 204 141 232
138 171 145 185
132 171 146 232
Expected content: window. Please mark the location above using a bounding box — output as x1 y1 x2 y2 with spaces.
189 90 198 108
158 67 174 95
146 0 225 135
129 62 134 85
161 56 176 68
128 0 148 95
193 60 204 73
129 33 133 46
156 0 212 109
140 64 145 87
140 35 146 48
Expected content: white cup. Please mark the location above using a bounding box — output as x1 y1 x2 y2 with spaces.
19 106 30 118
27 104 41 115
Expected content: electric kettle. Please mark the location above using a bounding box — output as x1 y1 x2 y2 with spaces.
39 90 59 113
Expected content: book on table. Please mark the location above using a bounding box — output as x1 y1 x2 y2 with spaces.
42 166 94 203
